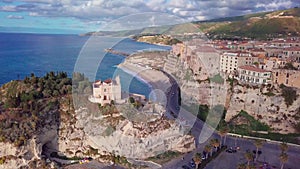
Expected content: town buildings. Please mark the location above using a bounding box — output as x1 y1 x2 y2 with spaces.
171 37 300 88
237 65 272 85
220 51 259 75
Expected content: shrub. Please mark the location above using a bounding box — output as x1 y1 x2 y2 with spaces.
281 86 298 106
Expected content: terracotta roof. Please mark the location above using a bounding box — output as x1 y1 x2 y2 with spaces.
104 79 112 84
250 48 265 52
283 47 300 51
238 65 270 73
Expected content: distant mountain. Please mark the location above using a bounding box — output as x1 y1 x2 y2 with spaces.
196 7 300 39
85 7 300 40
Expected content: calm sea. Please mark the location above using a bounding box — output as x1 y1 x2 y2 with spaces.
0 33 170 97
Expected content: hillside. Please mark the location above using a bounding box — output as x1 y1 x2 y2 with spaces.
84 8 300 40
197 7 300 39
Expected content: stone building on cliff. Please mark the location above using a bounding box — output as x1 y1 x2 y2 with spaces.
89 76 122 105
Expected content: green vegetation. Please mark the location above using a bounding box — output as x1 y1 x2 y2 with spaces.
280 84 298 106
103 126 116 137
132 34 182 45
147 151 182 164
283 62 298 70
0 72 72 147
196 7 300 39
228 111 300 144
128 96 143 109
183 104 226 129
50 152 82 161
262 91 276 96
229 110 270 135
209 74 225 84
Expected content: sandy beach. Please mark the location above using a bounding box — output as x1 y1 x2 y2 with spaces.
118 62 171 95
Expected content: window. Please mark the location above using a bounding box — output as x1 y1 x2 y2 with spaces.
286 79 289 84
276 72 278 76
287 73 289 78
104 89 107 92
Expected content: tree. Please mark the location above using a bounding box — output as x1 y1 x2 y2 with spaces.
279 152 288 169
193 153 202 169
204 144 212 158
128 97 135 104
219 125 230 146
280 142 288 153
254 140 263 162
244 152 253 167
210 138 220 152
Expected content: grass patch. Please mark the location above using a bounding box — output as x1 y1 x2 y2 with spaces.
262 91 276 97
229 111 300 144
230 110 270 134
147 151 182 164
209 74 225 84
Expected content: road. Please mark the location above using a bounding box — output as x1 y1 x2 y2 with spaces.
161 70 300 169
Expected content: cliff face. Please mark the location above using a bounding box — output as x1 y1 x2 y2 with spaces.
0 95 196 168
0 114 59 169
225 84 300 134
58 104 195 160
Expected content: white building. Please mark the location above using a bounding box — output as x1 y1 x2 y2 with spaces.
220 51 259 75
237 65 272 85
89 76 122 105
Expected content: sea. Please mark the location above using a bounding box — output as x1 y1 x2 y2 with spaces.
0 33 171 97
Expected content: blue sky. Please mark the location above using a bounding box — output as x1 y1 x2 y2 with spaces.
0 0 299 34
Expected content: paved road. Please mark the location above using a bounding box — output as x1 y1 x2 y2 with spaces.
161 71 300 169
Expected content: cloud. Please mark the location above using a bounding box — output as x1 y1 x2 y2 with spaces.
0 0 299 30
7 15 24 19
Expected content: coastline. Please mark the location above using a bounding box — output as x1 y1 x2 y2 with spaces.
117 63 153 89
118 62 171 94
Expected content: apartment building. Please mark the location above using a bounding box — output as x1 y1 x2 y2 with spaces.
220 51 259 74
237 65 272 85
272 69 300 88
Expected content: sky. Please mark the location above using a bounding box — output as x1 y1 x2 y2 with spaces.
0 0 299 34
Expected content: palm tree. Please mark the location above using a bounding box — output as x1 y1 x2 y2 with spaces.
280 142 288 153
193 153 202 169
279 152 288 169
219 125 230 146
210 139 220 152
204 144 212 159
244 151 253 167
254 140 263 162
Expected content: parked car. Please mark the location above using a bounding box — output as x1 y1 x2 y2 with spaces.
189 160 196 168
226 148 237 153
202 154 206 160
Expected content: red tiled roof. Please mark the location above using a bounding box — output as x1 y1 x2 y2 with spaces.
283 47 300 51
238 65 270 73
104 79 112 84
